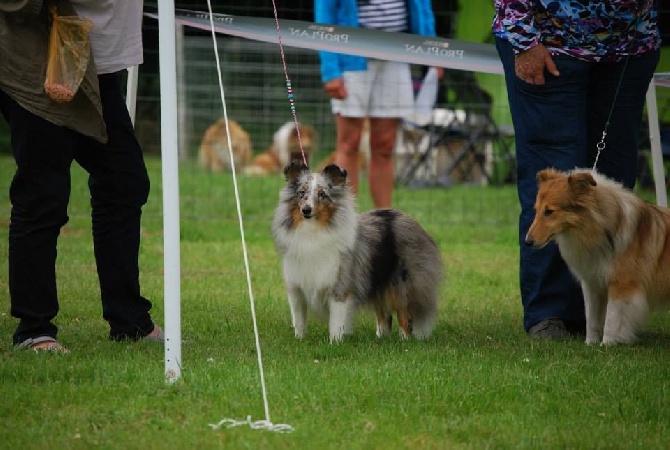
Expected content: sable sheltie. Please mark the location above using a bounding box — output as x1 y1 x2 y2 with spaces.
199 119 252 172
525 168 670 345
271 161 444 342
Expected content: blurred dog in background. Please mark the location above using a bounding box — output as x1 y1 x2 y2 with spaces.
198 119 252 172
243 121 317 176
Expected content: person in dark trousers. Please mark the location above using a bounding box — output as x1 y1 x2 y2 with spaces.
0 0 163 352
493 0 660 339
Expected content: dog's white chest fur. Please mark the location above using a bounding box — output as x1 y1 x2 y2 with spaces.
277 218 357 341
282 220 349 296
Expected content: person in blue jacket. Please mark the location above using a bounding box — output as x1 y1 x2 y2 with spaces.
315 0 440 208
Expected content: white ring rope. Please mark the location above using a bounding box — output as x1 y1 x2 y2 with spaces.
203 0 294 434
209 416 295 434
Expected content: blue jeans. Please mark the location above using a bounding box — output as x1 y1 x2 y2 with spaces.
1 72 155 344
495 38 660 332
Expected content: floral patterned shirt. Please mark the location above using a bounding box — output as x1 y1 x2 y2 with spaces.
492 0 660 62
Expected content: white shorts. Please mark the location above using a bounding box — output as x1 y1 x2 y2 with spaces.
331 59 414 118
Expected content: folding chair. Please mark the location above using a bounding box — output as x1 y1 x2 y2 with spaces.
395 70 515 187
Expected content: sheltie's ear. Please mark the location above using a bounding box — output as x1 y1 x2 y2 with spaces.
568 172 597 191
536 168 561 184
283 160 309 182
322 164 347 186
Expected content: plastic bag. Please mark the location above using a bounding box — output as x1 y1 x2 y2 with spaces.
43 6 94 103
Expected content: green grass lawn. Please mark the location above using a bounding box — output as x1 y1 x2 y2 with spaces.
1 154 669 449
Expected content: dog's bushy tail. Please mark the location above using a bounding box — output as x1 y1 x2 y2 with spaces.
408 274 441 339
393 214 444 339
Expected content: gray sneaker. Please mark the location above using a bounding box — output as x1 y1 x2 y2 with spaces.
528 319 571 340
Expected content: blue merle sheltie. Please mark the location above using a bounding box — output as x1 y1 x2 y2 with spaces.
271 161 444 342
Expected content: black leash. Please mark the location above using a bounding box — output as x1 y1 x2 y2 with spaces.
592 0 649 171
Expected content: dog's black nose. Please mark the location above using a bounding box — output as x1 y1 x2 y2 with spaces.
301 205 312 217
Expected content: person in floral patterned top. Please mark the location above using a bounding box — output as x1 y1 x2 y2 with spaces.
492 0 661 340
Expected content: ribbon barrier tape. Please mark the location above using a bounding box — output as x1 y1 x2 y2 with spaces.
145 9 504 75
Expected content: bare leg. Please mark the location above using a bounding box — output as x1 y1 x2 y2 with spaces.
334 115 365 195
368 117 398 208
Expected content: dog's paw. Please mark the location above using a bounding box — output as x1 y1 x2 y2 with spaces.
602 334 637 345
585 331 602 345
398 328 411 340
329 328 346 343
329 335 343 343
375 317 390 337
293 326 306 339
375 327 390 338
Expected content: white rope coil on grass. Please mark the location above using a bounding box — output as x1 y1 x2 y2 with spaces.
209 416 295 433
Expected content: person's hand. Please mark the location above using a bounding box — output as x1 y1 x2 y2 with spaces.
514 43 560 85
434 67 444 79
324 78 347 99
